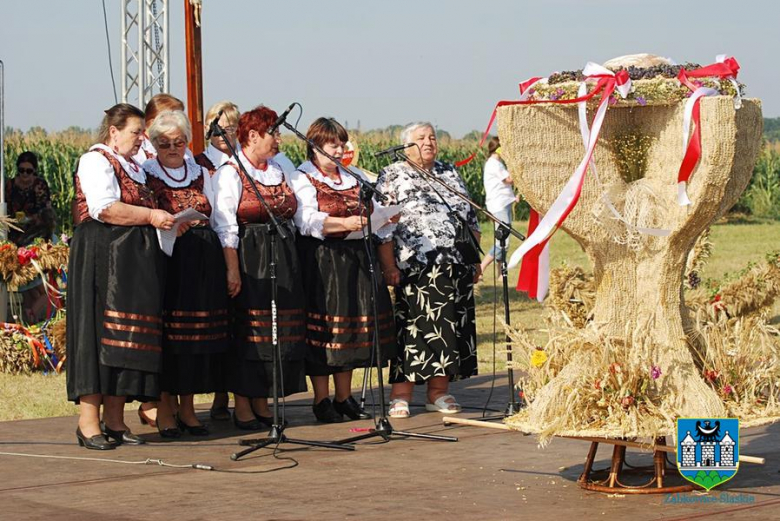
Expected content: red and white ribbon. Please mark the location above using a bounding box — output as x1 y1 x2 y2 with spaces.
676 55 741 205
515 209 550 302
507 64 631 278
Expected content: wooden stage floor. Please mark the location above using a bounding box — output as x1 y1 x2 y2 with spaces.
1 376 778 520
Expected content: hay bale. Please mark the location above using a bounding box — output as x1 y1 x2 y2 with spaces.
499 97 764 438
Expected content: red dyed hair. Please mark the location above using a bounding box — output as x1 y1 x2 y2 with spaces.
237 106 278 148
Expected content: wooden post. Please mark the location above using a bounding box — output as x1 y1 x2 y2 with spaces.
184 0 204 154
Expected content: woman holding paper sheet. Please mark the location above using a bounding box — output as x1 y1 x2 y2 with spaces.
66 103 174 450
290 117 398 424
144 110 229 437
375 122 480 419
212 106 307 431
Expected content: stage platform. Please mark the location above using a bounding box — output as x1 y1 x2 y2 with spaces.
1 376 778 520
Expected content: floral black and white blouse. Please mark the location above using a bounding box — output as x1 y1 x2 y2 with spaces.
375 160 479 272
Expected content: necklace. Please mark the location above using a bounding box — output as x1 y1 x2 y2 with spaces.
158 158 187 183
242 150 268 171
316 165 341 185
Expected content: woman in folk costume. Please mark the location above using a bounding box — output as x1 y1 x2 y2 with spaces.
131 93 187 428
376 122 481 419
144 110 229 437
194 101 241 421
290 117 398 424
66 103 175 449
195 101 241 177
132 93 186 165
212 106 307 431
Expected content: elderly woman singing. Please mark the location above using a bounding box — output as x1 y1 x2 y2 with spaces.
144 110 229 437
375 122 481 419
212 106 307 430
67 103 175 449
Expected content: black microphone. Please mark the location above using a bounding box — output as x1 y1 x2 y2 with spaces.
268 103 295 135
374 143 414 158
205 110 224 139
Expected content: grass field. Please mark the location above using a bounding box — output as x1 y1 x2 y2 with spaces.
1 219 778 422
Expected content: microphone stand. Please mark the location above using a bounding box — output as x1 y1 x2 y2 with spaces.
281 120 457 444
204 121 352 461
394 151 527 420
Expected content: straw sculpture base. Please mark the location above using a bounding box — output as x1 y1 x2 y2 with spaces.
577 436 694 494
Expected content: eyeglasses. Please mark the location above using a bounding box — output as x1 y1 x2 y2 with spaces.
157 140 187 150
17 168 35 175
223 126 238 135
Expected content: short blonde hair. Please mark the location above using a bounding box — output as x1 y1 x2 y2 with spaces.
400 121 435 145
148 110 192 145
204 101 240 138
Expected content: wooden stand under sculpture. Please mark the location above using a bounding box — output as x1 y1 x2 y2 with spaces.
497 96 763 493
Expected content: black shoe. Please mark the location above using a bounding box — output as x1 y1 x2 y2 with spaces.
210 405 232 421
233 412 265 431
175 414 210 436
76 428 116 450
157 420 182 439
101 423 146 445
333 396 372 420
312 398 344 423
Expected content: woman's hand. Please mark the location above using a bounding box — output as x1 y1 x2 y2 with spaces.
383 266 402 286
226 266 242 298
343 215 366 232
176 222 192 237
473 263 483 284
149 209 175 230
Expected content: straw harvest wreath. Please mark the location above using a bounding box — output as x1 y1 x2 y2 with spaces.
0 235 68 375
472 53 778 443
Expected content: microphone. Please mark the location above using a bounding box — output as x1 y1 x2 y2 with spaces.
205 110 224 139
268 103 295 135
374 143 413 158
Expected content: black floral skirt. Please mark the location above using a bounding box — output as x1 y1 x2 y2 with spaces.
389 263 478 384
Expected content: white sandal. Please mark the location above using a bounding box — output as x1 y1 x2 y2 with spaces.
425 394 462 414
388 399 410 418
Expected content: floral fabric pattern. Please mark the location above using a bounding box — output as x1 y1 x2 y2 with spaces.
375 160 479 271
389 263 477 384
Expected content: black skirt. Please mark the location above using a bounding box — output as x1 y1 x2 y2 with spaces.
66 220 165 403
389 263 478 384
160 226 229 395
297 235 397 376
229 222 307 398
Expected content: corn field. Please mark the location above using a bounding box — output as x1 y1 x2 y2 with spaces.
3 129 778 234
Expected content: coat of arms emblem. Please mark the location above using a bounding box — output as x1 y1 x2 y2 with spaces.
677 418 739 490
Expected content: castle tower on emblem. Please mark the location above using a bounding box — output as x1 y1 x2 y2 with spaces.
720 431 735 467
701 441 716 467
681 431 696 467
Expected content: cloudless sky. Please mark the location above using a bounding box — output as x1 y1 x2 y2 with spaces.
1 0 778 137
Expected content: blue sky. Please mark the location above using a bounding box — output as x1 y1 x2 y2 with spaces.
1 0 778 137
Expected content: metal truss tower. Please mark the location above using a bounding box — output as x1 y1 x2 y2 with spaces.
121 0 169 108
